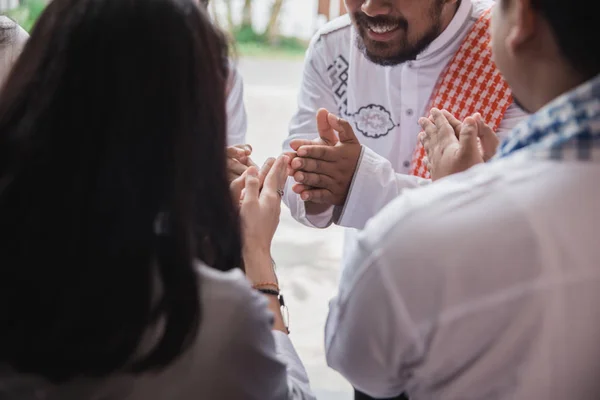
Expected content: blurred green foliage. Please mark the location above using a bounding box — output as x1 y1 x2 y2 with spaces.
233 25 307 58
5 0 307 59
6 0 46 32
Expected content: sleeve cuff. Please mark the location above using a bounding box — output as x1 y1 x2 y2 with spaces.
283 177 335 229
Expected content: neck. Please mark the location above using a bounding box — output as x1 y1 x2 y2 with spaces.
439 0 461 33
529 62 588 111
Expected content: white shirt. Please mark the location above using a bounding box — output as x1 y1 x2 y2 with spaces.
0 17 28 89
225 62 248 146
325 148 600 399
282 0 527 263
0 265 315 400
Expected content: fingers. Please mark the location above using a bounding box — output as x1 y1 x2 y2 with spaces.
298 188 334 203
230 173 246 203
235 144 253 153
296 145 338 161
292 170 334 188
441 109 463 133
290 139 316 151
227 146 248 160
243 167 261 202
292 183 311 194
418 117 439 142
258 157 276 187
316 108 340 146
246 157 259 168
474 113 499 161
263 155 290 197
458 116 480 155
227 157 248 178
430 108 452 130
327 113 359 144
290 157 334 176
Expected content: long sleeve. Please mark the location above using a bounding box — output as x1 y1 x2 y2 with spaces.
215 280 315 400
282 38 341 229
335 103 527 230
336 146 430 230
225 63 248 146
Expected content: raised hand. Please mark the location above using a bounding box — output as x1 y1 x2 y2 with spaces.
239 155 289 284
418 108 499 181
227 144 258 183
290 108 362 206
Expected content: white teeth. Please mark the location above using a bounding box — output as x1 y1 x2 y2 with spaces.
368 23 398 34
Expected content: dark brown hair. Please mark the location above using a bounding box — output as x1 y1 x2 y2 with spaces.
0 0 241 382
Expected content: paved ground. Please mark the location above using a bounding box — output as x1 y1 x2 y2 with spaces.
238 57 353 400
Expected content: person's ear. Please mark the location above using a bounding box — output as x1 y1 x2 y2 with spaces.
505 0 537 55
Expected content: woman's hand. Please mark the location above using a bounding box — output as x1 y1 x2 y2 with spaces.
230 157 275 205
227 144 257 183
239 154 289 283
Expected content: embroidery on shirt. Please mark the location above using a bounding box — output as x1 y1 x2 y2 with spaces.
327 55 349 116
327 55 398 139
352 104 396 138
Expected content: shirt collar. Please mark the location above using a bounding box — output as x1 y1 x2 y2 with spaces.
495 74 600 160
416 0 473 61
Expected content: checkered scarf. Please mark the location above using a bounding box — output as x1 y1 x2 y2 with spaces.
495 74 600 161
410 7 513 178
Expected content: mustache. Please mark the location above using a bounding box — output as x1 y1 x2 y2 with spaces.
353 13 408 31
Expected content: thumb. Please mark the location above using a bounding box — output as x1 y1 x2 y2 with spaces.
316 108 339 146
242 167 260 202
475 114 500 161
230 173 246 203
458 117 480 157
327 113 359 144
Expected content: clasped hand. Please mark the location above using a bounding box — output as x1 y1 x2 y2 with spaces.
418 108 499 181
287 108 362 207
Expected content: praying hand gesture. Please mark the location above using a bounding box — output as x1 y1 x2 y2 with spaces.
288 108 362 209
418 108 499 181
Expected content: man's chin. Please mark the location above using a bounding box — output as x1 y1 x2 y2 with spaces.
355 31 436 67
359 43 418 67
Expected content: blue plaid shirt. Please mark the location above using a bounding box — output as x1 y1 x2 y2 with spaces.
495 74 600 161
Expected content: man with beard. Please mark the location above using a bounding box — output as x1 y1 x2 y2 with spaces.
282 2 525 398
282 0 527 269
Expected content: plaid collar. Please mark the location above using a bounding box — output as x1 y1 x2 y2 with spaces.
495 74 600 161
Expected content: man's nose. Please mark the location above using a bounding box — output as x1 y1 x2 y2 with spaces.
361 0 393 17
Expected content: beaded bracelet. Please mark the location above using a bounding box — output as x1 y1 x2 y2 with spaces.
252 282 280 291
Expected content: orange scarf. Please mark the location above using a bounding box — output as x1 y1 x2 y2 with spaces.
410 8 513 178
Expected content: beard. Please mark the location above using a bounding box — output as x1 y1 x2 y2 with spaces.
353 1 445 66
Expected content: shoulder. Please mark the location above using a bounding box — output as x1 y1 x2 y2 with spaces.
307 14 352 57
314 14 353 40
194 263 271 331
0 17 28 45
358 156 542 290
195 262 258 307
470 0 495 19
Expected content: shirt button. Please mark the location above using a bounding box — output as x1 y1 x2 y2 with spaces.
403 161 410 168
406 109 414 116
407 62 414 68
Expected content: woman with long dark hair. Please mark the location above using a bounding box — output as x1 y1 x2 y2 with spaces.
0 0 313 398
